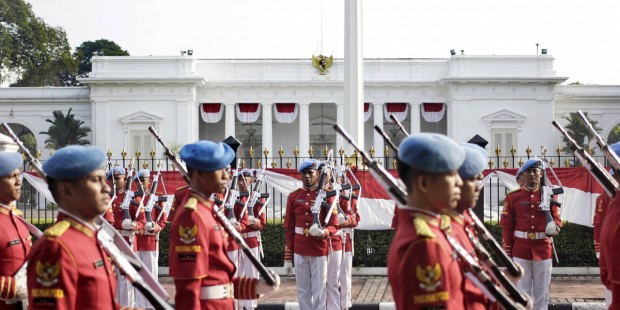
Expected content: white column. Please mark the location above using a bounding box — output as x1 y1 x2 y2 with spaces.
224 102 236 139
373 102 384 159
343 0 364 154
262 102 273 162
298 102 311 160
410 102 421 134
336 102 344 153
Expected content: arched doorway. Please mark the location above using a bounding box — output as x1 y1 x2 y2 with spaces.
0 123 37 155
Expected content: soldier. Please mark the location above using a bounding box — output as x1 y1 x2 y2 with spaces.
167 184 189 223
169 140 279 309
325 167 344 310
599 142 620 309
387 133 466 309
103 167 124 225
283 159 339 310
500 158 561 310
442 143 490 309
225 169 249 277
0 149 31 309
593 171 612 307
26 145 126 309
335 168 360 310
238 169 266 310
133 169 167 309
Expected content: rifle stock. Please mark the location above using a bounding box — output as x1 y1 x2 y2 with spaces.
577 110 620 172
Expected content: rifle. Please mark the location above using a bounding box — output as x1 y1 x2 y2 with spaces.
389 114 410 136
374 125 399 153
539 148 563 237
311 162 337 228
245 167 270 222
120 159 136 230
552 120 618 197
577 110 620 173
148 126 277 286
1 123 170 309
224 159 242 224
334 125 407 206
144 164 162 231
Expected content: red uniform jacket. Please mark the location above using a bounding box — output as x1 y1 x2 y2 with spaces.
328 197 350 252
168 185 190 223
387 207 464 309
593 193 610 255
240 196 267 249
103 204 115 224
499 187 562 260
0 204 32 308
283 188 338 260
27 213 120 310
225 196 249 252
599 194 620 308
339 195 360 253
169 190 259 310
135 194 168 252
111 191 145 252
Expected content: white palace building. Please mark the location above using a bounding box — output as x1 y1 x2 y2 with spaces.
1 54 620 162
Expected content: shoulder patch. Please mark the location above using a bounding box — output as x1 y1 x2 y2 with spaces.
44 220 70 237
440 214 452 232
506 188 521 195
413 217 436 239
184 197 197 211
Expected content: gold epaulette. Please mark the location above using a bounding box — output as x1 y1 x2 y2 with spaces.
184 197 197 211
440 214 452 232
506 187 521 195
413 217 436 239
442 209 463 225
176 185 189 191
44 220 70 237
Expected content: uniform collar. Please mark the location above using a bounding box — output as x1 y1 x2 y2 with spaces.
189 188 214 209
442 208 464 225
58 209 97 236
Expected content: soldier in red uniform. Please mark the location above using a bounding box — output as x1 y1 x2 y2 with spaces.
133 169 167 309
500 158 562 310
27 145 128 309
283 159 340 310
237 169 267 310
168 184 190 223
593 173 612 307
599 142 620 309
0 149 31 309
325 168 345 310
169 140 279 310
224 169 249 277
337 169 360 310
103 167 124 225
387 133 466 309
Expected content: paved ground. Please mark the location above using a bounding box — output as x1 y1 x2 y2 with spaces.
159 274 605 305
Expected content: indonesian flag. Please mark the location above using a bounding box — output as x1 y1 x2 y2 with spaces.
364 103 372 122
201 103 224 123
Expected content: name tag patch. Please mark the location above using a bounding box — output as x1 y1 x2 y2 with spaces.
520 202 530 206
94 259 105 268
178 253 197 261
8 239 21 246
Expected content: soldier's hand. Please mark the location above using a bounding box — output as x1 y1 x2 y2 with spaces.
144 222 155 231
257 269 280 295
15 273 27 300
596 252 600 259
337 213 346 225
121 219 134 230
283 261 294 275
309 224 325 238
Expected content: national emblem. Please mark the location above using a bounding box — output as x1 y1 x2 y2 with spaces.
416 263 442 292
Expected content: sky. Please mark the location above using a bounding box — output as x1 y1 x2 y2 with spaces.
25 0 620 85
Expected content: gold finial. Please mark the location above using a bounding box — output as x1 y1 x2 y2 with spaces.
556 144 562 156
249 146 254 158
392 158 398 169
384 145 390 157
114 161 120 167
502 158 509 168
345 157 351 166
21 152 26 161
157 161 162 169
495 145 501 156
135 148 141 159
541 146 547 156
339 146 345 157
263 148 269 158
323 145 329 158
369 146 375 158
293 146 299 157
241 160 247 168
564 158 571 167
121 148 127 159
271 160 278 168
510 145 516 156
150 148 156 159
143 162 149 169
286 159 292 169
128 161 134 169
29 164 33 172
488 159 494 169
257 160 262 169
278 146 284 158
549 158 555 167
35 149 41 159
518 158 524 167
586 145 593 155
362 160 367 170
308 146 314 158
106 149 113 159
525 145 532 157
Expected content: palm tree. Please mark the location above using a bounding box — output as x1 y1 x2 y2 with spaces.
39 108 91 149
560 112 602 154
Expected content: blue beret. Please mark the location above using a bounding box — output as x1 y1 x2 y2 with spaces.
458 143 487 179
134 169 150 181
43 146 105 180
105 166 126 179
611 142 620 157
0 152 23 177
398 133 465 174
298 159 321 173
516 159 543 178
180 141 235 172
240 169 253 177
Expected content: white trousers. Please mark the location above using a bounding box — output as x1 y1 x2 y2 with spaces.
116 268 135 307
605 287 612 308
294 253 328 310
227 249 239 276
239 246 260 309
513 257 552 310
135 250 158 308
326 250 342 310
339 251 353 309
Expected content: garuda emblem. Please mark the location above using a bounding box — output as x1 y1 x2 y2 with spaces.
416 263 442 292
36 260 61 287
312 54 333 75
179 225 198 244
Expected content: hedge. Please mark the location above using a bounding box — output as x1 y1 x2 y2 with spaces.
32 222 597 267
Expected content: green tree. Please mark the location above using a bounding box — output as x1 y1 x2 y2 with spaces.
0 0 77 86
74 39 129 79
608 124 620 144
560 112 602 154
39 108 91 149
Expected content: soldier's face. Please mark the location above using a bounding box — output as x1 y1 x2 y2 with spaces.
425 171 463 211
139 177 150 191
300 169 319 188
0 168 22 204
457 173 484 211
238 176 252 192
523 168 542 188
63 169 111 220
112 173 125 190
196 168 230 195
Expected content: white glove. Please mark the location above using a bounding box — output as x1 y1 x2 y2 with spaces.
596 252 600 259
309 224 324 237
337 213 346 225
283 261 294 275
144 222 155 231
121 219 135 230
257 269 280 296
15 274 27 300
545 222 560 236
